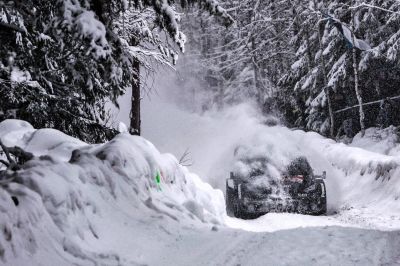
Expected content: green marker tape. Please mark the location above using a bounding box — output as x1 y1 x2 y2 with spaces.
155 171 162 191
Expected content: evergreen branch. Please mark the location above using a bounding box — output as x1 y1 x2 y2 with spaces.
0 21 25 33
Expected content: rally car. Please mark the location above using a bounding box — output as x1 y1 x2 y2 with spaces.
226 157 327 219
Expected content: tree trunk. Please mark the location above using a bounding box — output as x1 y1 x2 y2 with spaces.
129 58 141 136
252 57 262 104
251 38 263 104
351 7 365 136
315 8 335 138
305 29 313 72
250 1 263 105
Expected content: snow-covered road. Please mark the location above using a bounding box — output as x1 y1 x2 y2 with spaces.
225 208 400 233
225 213 352 233
154 226 400 266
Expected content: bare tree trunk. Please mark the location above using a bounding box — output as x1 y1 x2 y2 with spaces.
351 7 365 136
129 58 141 135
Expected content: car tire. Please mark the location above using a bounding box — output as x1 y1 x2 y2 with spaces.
226 180 237 217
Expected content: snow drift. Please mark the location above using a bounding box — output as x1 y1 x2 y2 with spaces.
0 119 224 265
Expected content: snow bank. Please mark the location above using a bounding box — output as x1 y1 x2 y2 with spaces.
0 120 224 265
350 126 400 156
298 131 400 195
0 119 86 161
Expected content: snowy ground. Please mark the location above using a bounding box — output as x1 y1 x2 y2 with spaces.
2 76 400 266
2 113 400 265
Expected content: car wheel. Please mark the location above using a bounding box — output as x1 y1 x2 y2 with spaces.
226 180 237 217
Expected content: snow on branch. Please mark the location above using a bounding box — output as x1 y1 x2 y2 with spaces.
348 3 400 15
0 21 25 33
61 0 110 58
151 0 233 52
197 0 235 26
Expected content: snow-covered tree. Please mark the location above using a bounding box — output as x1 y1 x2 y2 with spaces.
177 0 294 110
0 0 233 141
277 0 400 137
178 0 400 137
0 0 127 142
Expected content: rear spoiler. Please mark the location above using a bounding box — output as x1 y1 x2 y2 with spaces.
316 171 326 179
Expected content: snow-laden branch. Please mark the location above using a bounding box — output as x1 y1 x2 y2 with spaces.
348 3 400 15
0 21 25 33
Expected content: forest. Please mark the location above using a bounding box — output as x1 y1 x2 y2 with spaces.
177 0 400 139
1 1 400 265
